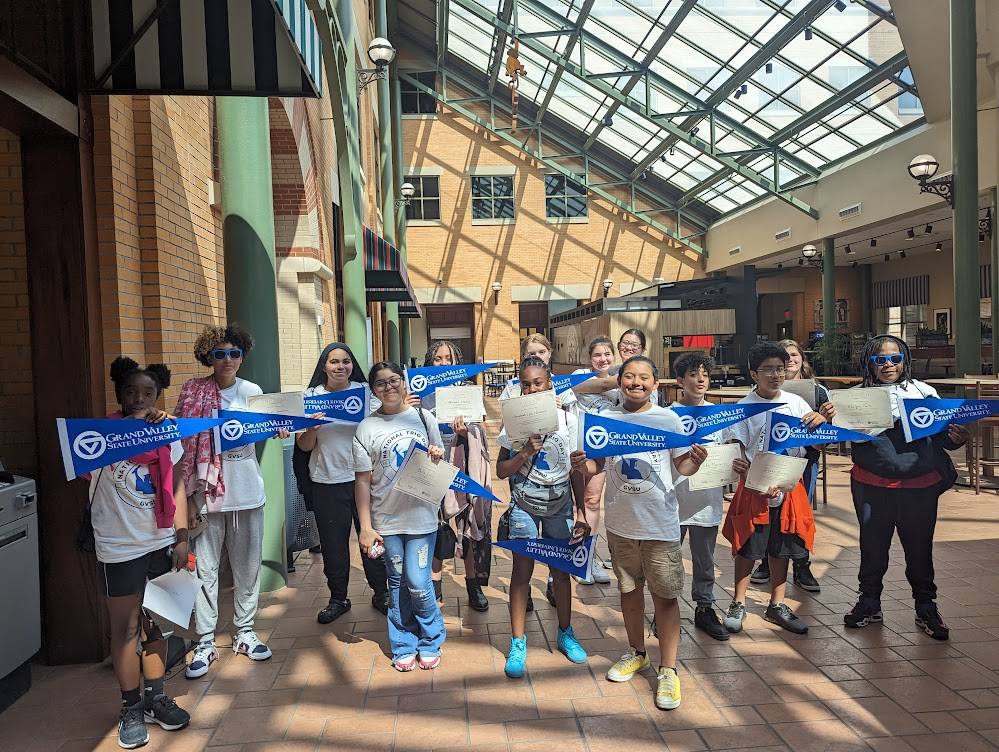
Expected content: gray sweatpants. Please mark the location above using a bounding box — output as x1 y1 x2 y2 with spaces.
680 524 719 607
193 506 264 644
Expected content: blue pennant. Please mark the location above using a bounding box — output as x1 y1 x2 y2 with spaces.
581 412 692 459
495 535 595 578
405 362 497 398
304 384 368 423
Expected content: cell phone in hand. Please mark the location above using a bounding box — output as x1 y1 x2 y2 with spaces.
369 541 385 559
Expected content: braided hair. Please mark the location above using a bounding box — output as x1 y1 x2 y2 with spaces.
859 334 912 387
109 356 171 401
519 355 550 377
423 340 465 368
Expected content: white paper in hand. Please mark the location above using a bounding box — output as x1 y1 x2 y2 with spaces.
143 569 202 629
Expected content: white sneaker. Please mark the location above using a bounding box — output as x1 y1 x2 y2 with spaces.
591 559 611 585
232 630 272 661
185 642 219 679
573 570 595 585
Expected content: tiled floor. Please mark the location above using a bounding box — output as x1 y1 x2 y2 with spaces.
4 453 999 751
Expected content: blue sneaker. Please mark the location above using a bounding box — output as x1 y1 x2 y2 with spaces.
557 625 588 664
505 636 527 678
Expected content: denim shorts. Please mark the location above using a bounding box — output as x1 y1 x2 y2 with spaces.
507 501 574 541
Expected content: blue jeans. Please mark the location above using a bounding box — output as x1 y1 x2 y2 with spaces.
382 532 446 661
507 502 573 540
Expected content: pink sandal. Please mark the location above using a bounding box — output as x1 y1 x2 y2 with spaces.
418 654 441 670
393 655 417 672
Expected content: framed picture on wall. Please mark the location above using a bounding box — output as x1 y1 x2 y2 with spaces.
814 299 849 328
933 308 951 335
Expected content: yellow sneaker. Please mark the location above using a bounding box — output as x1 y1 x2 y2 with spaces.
606 647 650 682
655 666 681 710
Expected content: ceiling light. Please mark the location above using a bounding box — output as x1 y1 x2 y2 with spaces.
906 228 915 240
669 146 675 156
777 263 783 269
870 238 877 248
845 244 853 254
602 115 614 127
834 0 847 10
798 259 804 266
900 250 907 259
804 26 813 40
935 242 943 252
851 261 858 268
765 62 773 74
925 224 933 234
884 254 890 262
801 244 818 258
734 90 741 100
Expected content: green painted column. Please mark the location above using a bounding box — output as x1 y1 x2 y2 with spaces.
217 96 286 591
376 0 400 363
859 263 873 334
392 72 411 366
992 188 999 369
822 237 837 372
951 0 980 377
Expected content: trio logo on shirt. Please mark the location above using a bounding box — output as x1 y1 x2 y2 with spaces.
112 461 156 509
609 454 661 495
379 429 428 474
528 434 569 483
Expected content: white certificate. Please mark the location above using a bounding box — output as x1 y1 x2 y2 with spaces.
500 389 559 444
781 379 817 410
687 443 742 491
830 387 893 430
746 452 808 493
392 446 459 506
247 390 306 416
143 569 203 629
434 385 486 423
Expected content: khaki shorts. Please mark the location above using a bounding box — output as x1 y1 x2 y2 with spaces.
607 532 684 599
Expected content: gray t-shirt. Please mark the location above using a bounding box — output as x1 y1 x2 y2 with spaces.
352 407 444 536
671 400 729 528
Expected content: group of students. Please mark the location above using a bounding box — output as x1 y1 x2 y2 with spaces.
83 324 966 748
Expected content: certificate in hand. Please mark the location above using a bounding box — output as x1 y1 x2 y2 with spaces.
829 387 893 430
500 389 558 444
745 452 808 493
687 443 742 491
247 390 306 417
392 446 459 506
781 379 817 409
434 385 486 423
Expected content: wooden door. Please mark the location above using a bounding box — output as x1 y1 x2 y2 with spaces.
426 303 476 363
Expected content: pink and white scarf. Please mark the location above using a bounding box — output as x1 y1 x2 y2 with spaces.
175 376 226 512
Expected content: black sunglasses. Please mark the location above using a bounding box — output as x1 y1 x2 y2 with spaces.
868 354 904 366
211 348 243 361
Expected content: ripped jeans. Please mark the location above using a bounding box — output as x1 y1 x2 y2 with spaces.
382 532 446 661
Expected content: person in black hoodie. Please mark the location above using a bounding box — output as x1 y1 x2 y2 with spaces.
846 335 967 640
295 343 389 623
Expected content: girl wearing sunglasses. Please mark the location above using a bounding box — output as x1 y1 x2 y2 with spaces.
845 335 968 640
176 324 283 678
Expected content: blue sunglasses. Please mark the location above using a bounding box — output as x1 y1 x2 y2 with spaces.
211 348 243 361
868 354 904 366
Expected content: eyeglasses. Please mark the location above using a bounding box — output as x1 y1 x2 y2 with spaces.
619 341 643 352
755 367 787 376
211 348 243 360
869 354 904 366
373 376 404 391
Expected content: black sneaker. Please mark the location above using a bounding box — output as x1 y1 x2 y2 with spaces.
915 602 950 641
371 591 390 616
143 694 190 731
793 561 821 593
694 606 731 641
318 597 351 624
118 703 149 749
750 560 770 584
433 580 444 605
545 580 557 608
764 602 808 634
466 579 489 612
844 599 883 629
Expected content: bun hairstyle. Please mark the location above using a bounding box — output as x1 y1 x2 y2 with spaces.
519 355 551 376
194 323 255 367
109 356 171 399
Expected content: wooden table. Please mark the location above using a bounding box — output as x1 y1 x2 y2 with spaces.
815 375 862 387
705 387 752 404
925 377 999 391
657 380 681 406
924 378 999 489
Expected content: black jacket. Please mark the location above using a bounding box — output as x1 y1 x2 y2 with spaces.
851 420 960 481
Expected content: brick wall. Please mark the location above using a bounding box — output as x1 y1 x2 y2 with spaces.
0 127 35 475
401 110 704 362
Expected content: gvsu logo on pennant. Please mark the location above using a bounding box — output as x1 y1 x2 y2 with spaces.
770 422 792 444
909 406 935 430
679 415 698 436
409 375 428 394
221 420 245 442
343 395 364 415
571 545 588 568
585 425 610 450
73 431 107 461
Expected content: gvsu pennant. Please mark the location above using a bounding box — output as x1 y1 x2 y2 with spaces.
505 372 596 395
766 413 870 452
671 402 779 438
57 417 222 481
495 536 595 578
582 412 691 459
214 411 328 452
405 363 496 398
901 398 999 442
450 470 501 503
304 385 367 423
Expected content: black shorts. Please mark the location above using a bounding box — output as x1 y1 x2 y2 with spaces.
737 502 809 562
99 546 172 598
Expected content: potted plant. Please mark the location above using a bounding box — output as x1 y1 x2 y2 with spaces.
812 331 850 375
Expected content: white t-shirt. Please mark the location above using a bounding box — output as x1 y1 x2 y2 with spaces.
727 389 812 507
497 408 578 487
352 407 444 536
607 363 660 406
218 378 266 511
571 368 617 415
499 378 578 409
90 441 183 564
671 400 729 528
601 405 685 542
304 382 377 485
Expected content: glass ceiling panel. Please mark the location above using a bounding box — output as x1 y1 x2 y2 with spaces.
439 0 920 219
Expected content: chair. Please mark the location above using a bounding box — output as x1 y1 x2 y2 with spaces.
969 381 999 494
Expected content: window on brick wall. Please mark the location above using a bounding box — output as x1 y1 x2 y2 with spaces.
544 173 587 219
471 175 514 220
404 175 440 221
401 72 437 114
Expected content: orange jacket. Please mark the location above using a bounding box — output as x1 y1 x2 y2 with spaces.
721 480 815 556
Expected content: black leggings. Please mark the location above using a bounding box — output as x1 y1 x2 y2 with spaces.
851 479 939 605
312 481 387 601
